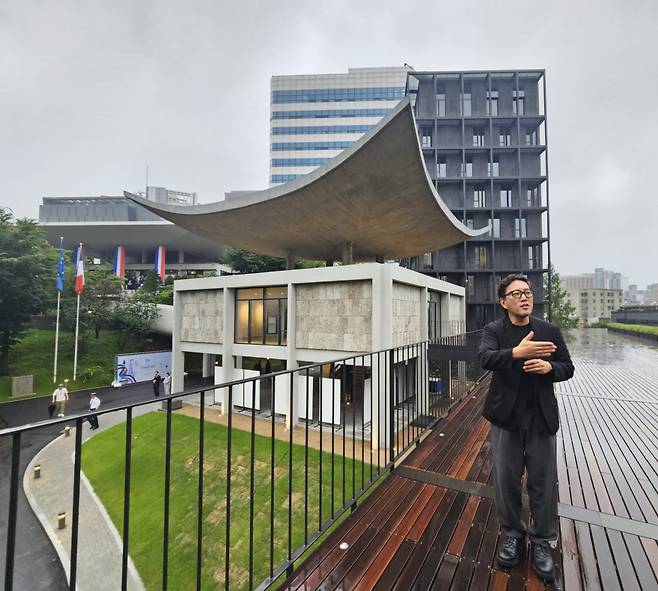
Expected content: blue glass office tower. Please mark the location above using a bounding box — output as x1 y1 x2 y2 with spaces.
270 67 409 185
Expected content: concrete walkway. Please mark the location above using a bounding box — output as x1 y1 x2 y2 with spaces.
23 403 161 591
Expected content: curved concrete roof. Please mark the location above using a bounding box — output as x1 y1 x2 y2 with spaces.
126 98 488 261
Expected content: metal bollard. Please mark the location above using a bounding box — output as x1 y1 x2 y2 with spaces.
34 464 41 479
58 512 66 529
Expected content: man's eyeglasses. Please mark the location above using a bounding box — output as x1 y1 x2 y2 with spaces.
504 289 533 300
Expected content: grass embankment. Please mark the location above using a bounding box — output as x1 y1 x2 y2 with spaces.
0 329 168 402
83 412 373 591
601 322 658 337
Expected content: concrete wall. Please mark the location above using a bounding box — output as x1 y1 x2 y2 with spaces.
179 290 224 343
391 282 422 347
295 281 372 351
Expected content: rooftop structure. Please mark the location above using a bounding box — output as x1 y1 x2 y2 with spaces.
128 99 488 265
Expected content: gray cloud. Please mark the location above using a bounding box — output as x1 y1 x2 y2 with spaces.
1 0 656 286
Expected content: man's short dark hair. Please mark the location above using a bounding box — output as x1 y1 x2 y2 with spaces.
497 274 531 299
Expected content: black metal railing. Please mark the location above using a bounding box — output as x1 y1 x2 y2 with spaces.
1 332 483 591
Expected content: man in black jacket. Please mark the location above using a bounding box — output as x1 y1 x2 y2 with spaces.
479 274 574 582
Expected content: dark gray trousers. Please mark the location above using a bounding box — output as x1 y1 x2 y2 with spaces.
490 419 559 545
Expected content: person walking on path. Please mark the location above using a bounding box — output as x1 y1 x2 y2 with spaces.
478 274 574 582
163 372 172 396
152 371 162 397
87 392 101 430
52 383 69 417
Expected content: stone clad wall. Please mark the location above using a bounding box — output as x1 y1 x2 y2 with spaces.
179 290 224 343
392 282 421 347
296 281 372 351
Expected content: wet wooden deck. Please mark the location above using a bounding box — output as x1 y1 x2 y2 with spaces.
278 338 658 590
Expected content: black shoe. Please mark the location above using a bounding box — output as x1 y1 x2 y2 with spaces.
531 542 555 582
497 535 524 568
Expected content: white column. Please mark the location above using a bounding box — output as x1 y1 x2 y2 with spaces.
202 353 213 378
219 287 235 414
285 283 298 430
172 288 185 392
418 287 429 416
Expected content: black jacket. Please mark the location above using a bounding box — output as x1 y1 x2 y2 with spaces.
478 316 574 435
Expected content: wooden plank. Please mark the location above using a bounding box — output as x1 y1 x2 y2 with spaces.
487 568 509 591
449 497 493 591
589 524 621 591
447 495 481 556
469 498 501 590
606 529 640 591
284 477 416 591
351 485 436 590
559 517 584 591
574 520 602 591
390 490 459 590
407 487 448 542
430 552 460 589
410 492 468 589
371 539 416 591
622 533 658 591
314 481 424 591
640 537 658 586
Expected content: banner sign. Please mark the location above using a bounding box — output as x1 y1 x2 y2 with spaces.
115 350 172 384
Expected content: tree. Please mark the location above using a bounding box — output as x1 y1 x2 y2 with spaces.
544 265 577 329
224 247 327 273
60 266 123 339
224 248 286 274
113 296 160 348
140 269 161 293
0 209 57 374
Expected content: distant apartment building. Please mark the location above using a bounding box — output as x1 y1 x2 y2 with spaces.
644 283 658 304
625 284 646 304
565 287 623 325
269 67 409 185
271 67 550 329
562 268 625 290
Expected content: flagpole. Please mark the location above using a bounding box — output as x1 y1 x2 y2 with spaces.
73 293 80 381
53 290 61 383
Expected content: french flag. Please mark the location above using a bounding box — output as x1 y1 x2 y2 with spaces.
113 246 125 278
73 244 85 295
155 246 165 281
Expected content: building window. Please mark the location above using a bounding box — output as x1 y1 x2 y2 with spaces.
436 93 446 117
421 128 432 148
422 252 433 268
528 246 537 269
525 130 537 146
474 187 487 208
526 187 539 207
491 217 501 238
486 90 499 116
235 286 288 345
466 217 474 230
499 129 512 146
513 90 525 115
515 217 527 238
462 158 473 177
488 158 500 177
500 188 512 207
466 275 475 298
474 246 488 269
437 158 447 178
461 92 472 117
473 129 485 146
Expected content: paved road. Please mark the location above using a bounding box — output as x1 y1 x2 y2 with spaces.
0 377 211 591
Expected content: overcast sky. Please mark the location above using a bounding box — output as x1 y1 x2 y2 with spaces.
1 0 656 287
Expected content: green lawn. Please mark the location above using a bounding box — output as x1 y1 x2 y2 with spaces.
0 329 168 402
602 322 658 337
83 412 374 591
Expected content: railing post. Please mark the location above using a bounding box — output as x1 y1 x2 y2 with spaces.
388 349 395 465
4 432 21 591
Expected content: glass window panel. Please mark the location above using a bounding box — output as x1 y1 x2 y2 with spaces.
279 299 288 345
265 286 287 299
249 300 263 343
265 300 279 345
237 287 263 300
236 301 249 343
